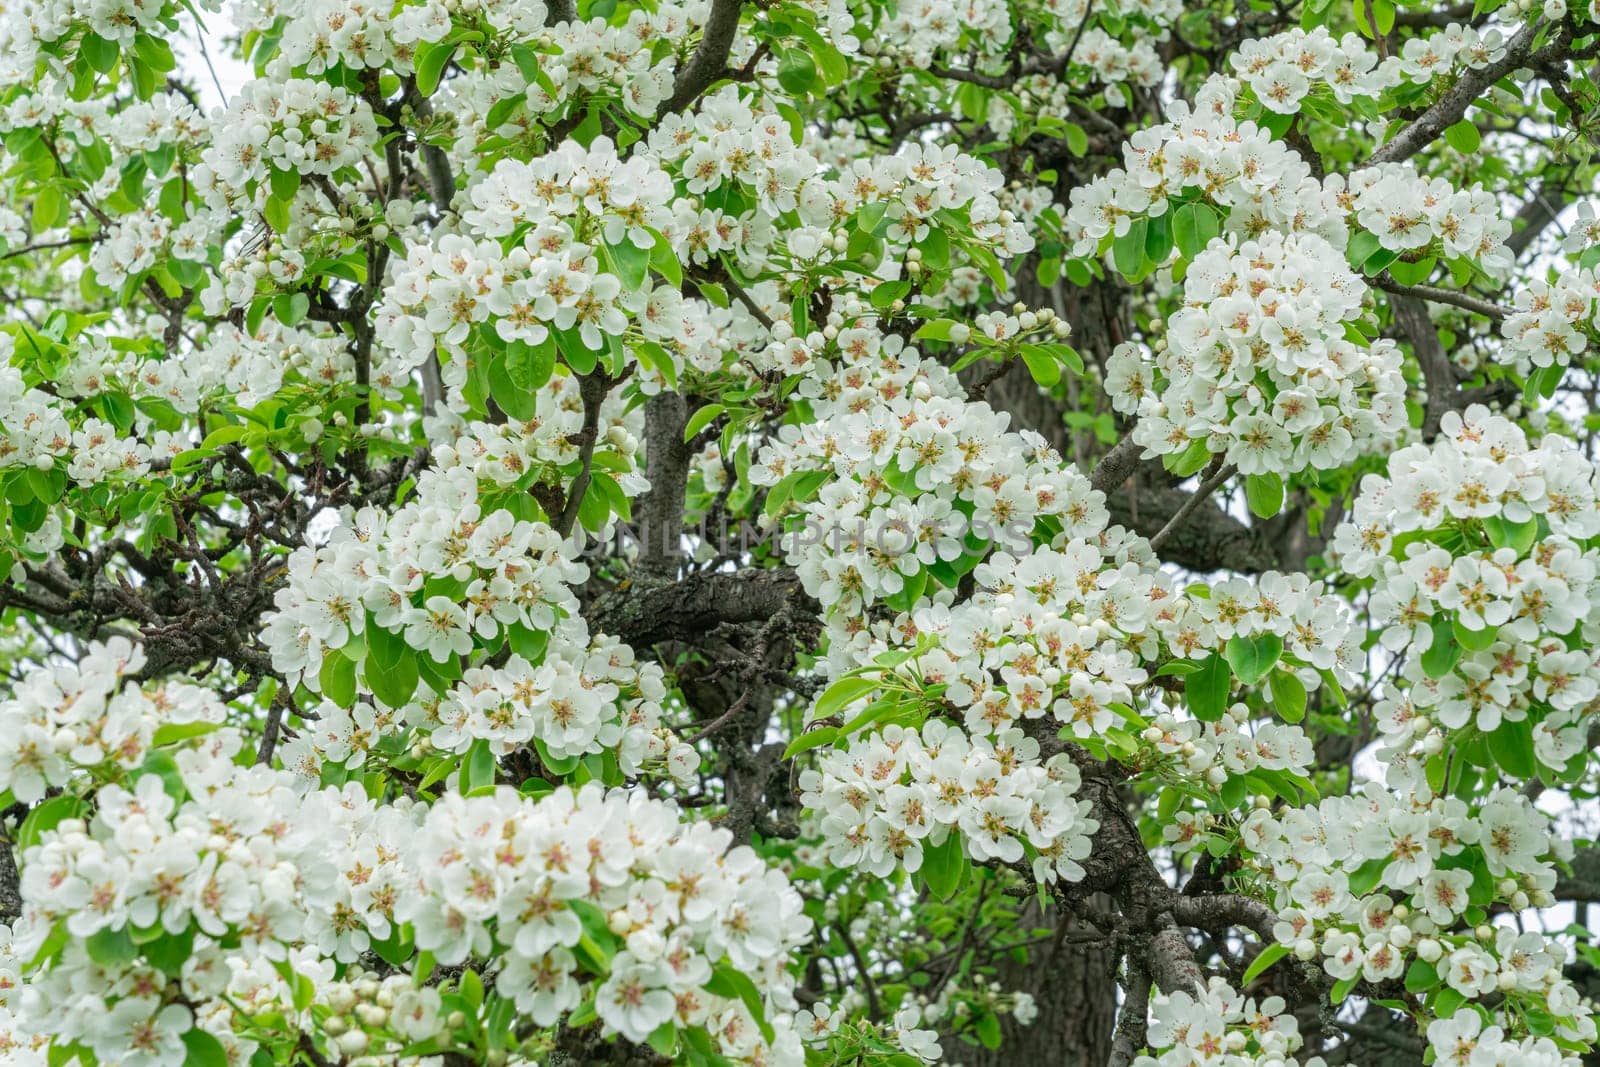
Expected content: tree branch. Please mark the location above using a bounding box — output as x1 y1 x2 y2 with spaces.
1148 463 1236 553
658 0 746 116
1365 19 1552 167
586 567 812 649
1373 274 1507 321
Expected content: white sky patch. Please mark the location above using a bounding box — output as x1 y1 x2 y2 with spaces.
174 9 249 108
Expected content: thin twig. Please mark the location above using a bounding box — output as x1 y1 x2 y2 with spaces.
1374 274 1507 322
1148 463 1236 552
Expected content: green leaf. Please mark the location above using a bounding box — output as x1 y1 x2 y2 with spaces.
17 794 86 852
605 239 650 290
1244 472 1283 519
1432 986 1466 1018
706 965 774 1042
811 674 880 723
776 47 817 96
415 41 455 96
367 649 418 709
783 726 838 760
1268 668 1307 724
461 738 497 795
1062 122 1088 157
86 926 138 968
1387 256 1436 286
263 195 291 233
151 721 221 747
504 336 556 392
182 1028 230 1067
1481 515 1537 556
647 1024 678 1058
648 237 682 286
912 319 963 342
1225 633 1283 687
1345 230 1381 271
144 927 195 976
460 968 485 1012
976 1011 1002 1050
1404 959 1440 993
1144 211 1173 266
1241 942 1288 985
31 185 65 231
1347 856 1389 895
82 32 120 73
1452 616 1497 652
268 166 300 203
1420 616 1462 679
1018 345 1061 387
489 351 539 421
1172 202 1220 258
319 650 358 707
1486 717 1535 779
920 832 967 901
273 291 309 327
1443 119 1481 154
683 403 725 443
141 749 188 804
1185 653 1231 722
1111 218 1148 279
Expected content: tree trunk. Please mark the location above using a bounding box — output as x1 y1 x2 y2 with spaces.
953 903 1118 1067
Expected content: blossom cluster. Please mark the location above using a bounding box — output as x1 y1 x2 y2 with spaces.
1230 26 1400 111
54 321 354 415
8 721 814 1066
1499 265 1600 375
523 13 682 119
1330 407 1600 770
1341 162 1513 277
1230 24 1504 114
262 463 587 683
1427 1011 1574 1067
1108 231 1408 476
1247 774 1594 1054
0 337 151 490
85 206 220 291
398 784 812 1056
417 380 647 494
377 137 674 389
751 325 1102 613
1064 77 1346 257
253 0 459 75
261 459 676 774
195 78 379 205
796 721 1099 884
1134 978 1319 1067
0 637 224 804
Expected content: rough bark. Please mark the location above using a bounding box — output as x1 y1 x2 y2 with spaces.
956 903 1118 1067
1108 482 1279 574
636 392 693 574
585 567 811 649
0 839 21 926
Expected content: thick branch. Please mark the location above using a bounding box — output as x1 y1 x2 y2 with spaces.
636 392 693 574
585 567 812 649
0 837 20 926
1374 275 1507 322
658 0 745 116
1365 19 1549 167
1108 483 1278 573
1390 292 1460 440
